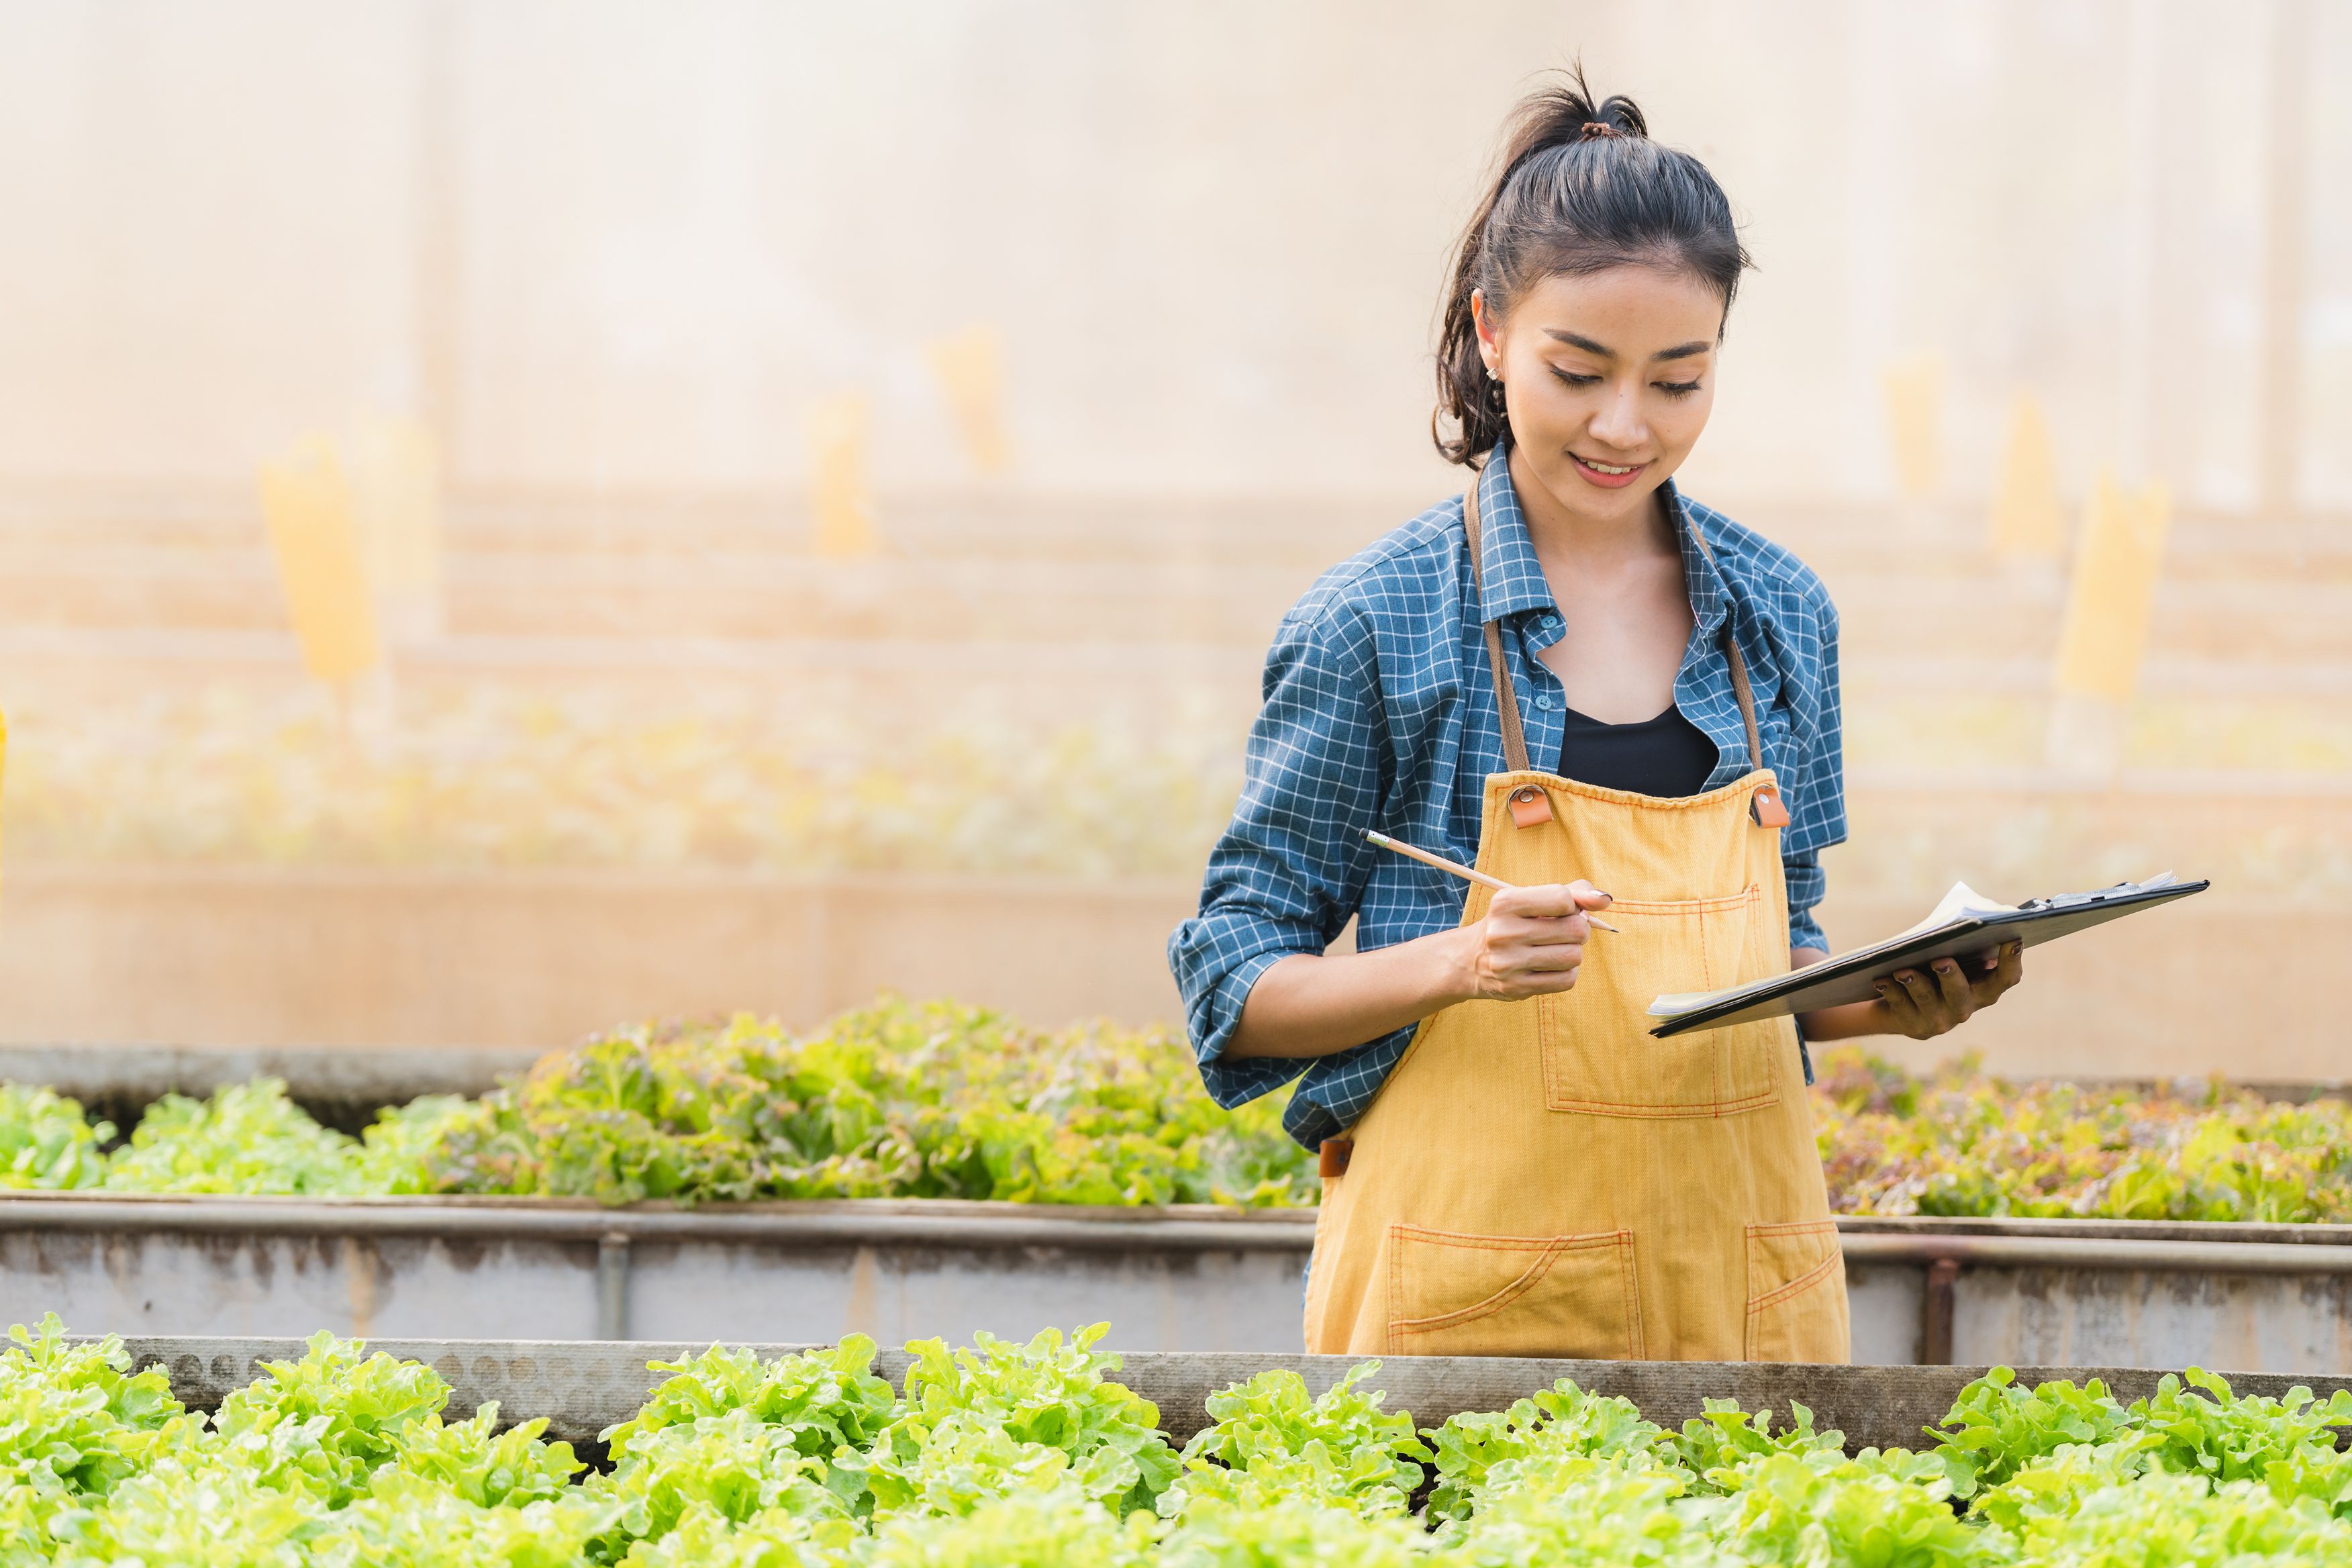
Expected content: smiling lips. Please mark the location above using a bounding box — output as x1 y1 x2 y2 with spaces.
1571 452 1648 489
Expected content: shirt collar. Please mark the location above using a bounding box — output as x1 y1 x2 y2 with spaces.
1664 481 1732 639
1475 446 1733 637
1467 448 1556 624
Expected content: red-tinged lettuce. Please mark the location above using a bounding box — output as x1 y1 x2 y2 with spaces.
1814 1047 2352 1224
415 1001 1314 1210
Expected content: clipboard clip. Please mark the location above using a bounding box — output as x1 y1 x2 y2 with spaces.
2016 874 2180 914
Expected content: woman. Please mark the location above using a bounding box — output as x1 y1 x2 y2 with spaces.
1169 77 2023 1363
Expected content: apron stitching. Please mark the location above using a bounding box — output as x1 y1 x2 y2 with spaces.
1618 1234 1645 1359
1748 1250 1843 1315
1549 1090 1780 1118
1386 1226 1632 1338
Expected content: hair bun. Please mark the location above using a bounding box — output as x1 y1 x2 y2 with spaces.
1579 121 1624 141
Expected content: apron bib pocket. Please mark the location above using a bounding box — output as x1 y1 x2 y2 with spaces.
1385 1223 1643 1358
1743 1219 1851 1362
1537 882 1783 1118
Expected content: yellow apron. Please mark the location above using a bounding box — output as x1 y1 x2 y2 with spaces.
1302 481 1850 1364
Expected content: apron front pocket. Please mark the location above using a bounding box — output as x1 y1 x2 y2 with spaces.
1537 881 1783 1118
1385 1223 1643 1359
1743 1220 1851 1363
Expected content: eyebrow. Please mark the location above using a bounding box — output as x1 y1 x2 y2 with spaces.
1541 328 1714 363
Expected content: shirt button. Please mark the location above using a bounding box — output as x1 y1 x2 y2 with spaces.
1535 694 1556 710
1541 614 1560 629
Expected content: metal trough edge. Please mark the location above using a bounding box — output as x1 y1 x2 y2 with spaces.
7 1197 2352 1273
1839 1232 2352 1275
0 1197 1314 1253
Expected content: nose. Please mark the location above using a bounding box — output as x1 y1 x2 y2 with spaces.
1587 379 1648 452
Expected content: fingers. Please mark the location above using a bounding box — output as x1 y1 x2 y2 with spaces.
1872 944 2024 1040
1928 958 1975 1020
1474 885 1592 999
1970 941 2024 1005
1487 886 1592 946
1873 969 1939 1040
1491 881 1614 920
1483 942 1585 998
1518 939 1587 975
1489 883 1585 920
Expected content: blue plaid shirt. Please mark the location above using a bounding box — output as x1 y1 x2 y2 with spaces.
1169 454 1847 1150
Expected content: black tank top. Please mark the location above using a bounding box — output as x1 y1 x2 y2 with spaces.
1558 702 1719 798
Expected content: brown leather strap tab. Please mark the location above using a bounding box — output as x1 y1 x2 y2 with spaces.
1463 477 1533 775
1318 1138 1353 1178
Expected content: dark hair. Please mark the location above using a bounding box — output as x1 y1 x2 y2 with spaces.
1434 70 1751 465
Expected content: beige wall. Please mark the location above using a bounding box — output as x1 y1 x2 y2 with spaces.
0 0 2342 506
1 2 2346 1073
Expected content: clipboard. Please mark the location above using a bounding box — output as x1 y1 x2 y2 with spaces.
1647 874 2208 1038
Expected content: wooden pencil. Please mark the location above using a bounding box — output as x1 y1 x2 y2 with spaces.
1363 830 1622 932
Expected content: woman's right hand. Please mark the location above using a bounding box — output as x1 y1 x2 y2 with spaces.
1456 881 1614 1001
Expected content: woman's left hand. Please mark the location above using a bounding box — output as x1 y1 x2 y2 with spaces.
1871 942 2024 1040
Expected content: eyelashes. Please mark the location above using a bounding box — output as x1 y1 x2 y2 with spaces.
1549 368 1705 398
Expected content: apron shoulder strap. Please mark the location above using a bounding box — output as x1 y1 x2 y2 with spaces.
1465 473 1776 794
1462 476 1534 775
1681 517 1769 779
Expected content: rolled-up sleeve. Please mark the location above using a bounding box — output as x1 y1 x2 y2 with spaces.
1785 848 1828 952
1168 601 1385 1108
1783 596 1845 952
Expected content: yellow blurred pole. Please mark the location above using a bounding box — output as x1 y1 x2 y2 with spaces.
2046 470 2171 775
807 393 879 558
258 438 382 692
926 324 1012 477
2053 471 2172 704
1881 356 1942 501
1989 391 2067 559
346 416 444 640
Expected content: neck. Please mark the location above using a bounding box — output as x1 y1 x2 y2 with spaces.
1504 444 1678 565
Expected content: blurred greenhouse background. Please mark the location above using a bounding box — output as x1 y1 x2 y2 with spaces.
0 0 2344 1080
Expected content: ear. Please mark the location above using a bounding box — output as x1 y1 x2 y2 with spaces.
1470 289 1503 376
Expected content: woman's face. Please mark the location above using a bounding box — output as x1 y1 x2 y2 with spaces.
1473 265 1724 529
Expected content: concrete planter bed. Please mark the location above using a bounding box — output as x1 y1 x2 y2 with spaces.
85 1332 2352 1457
7 1193 2352 1373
